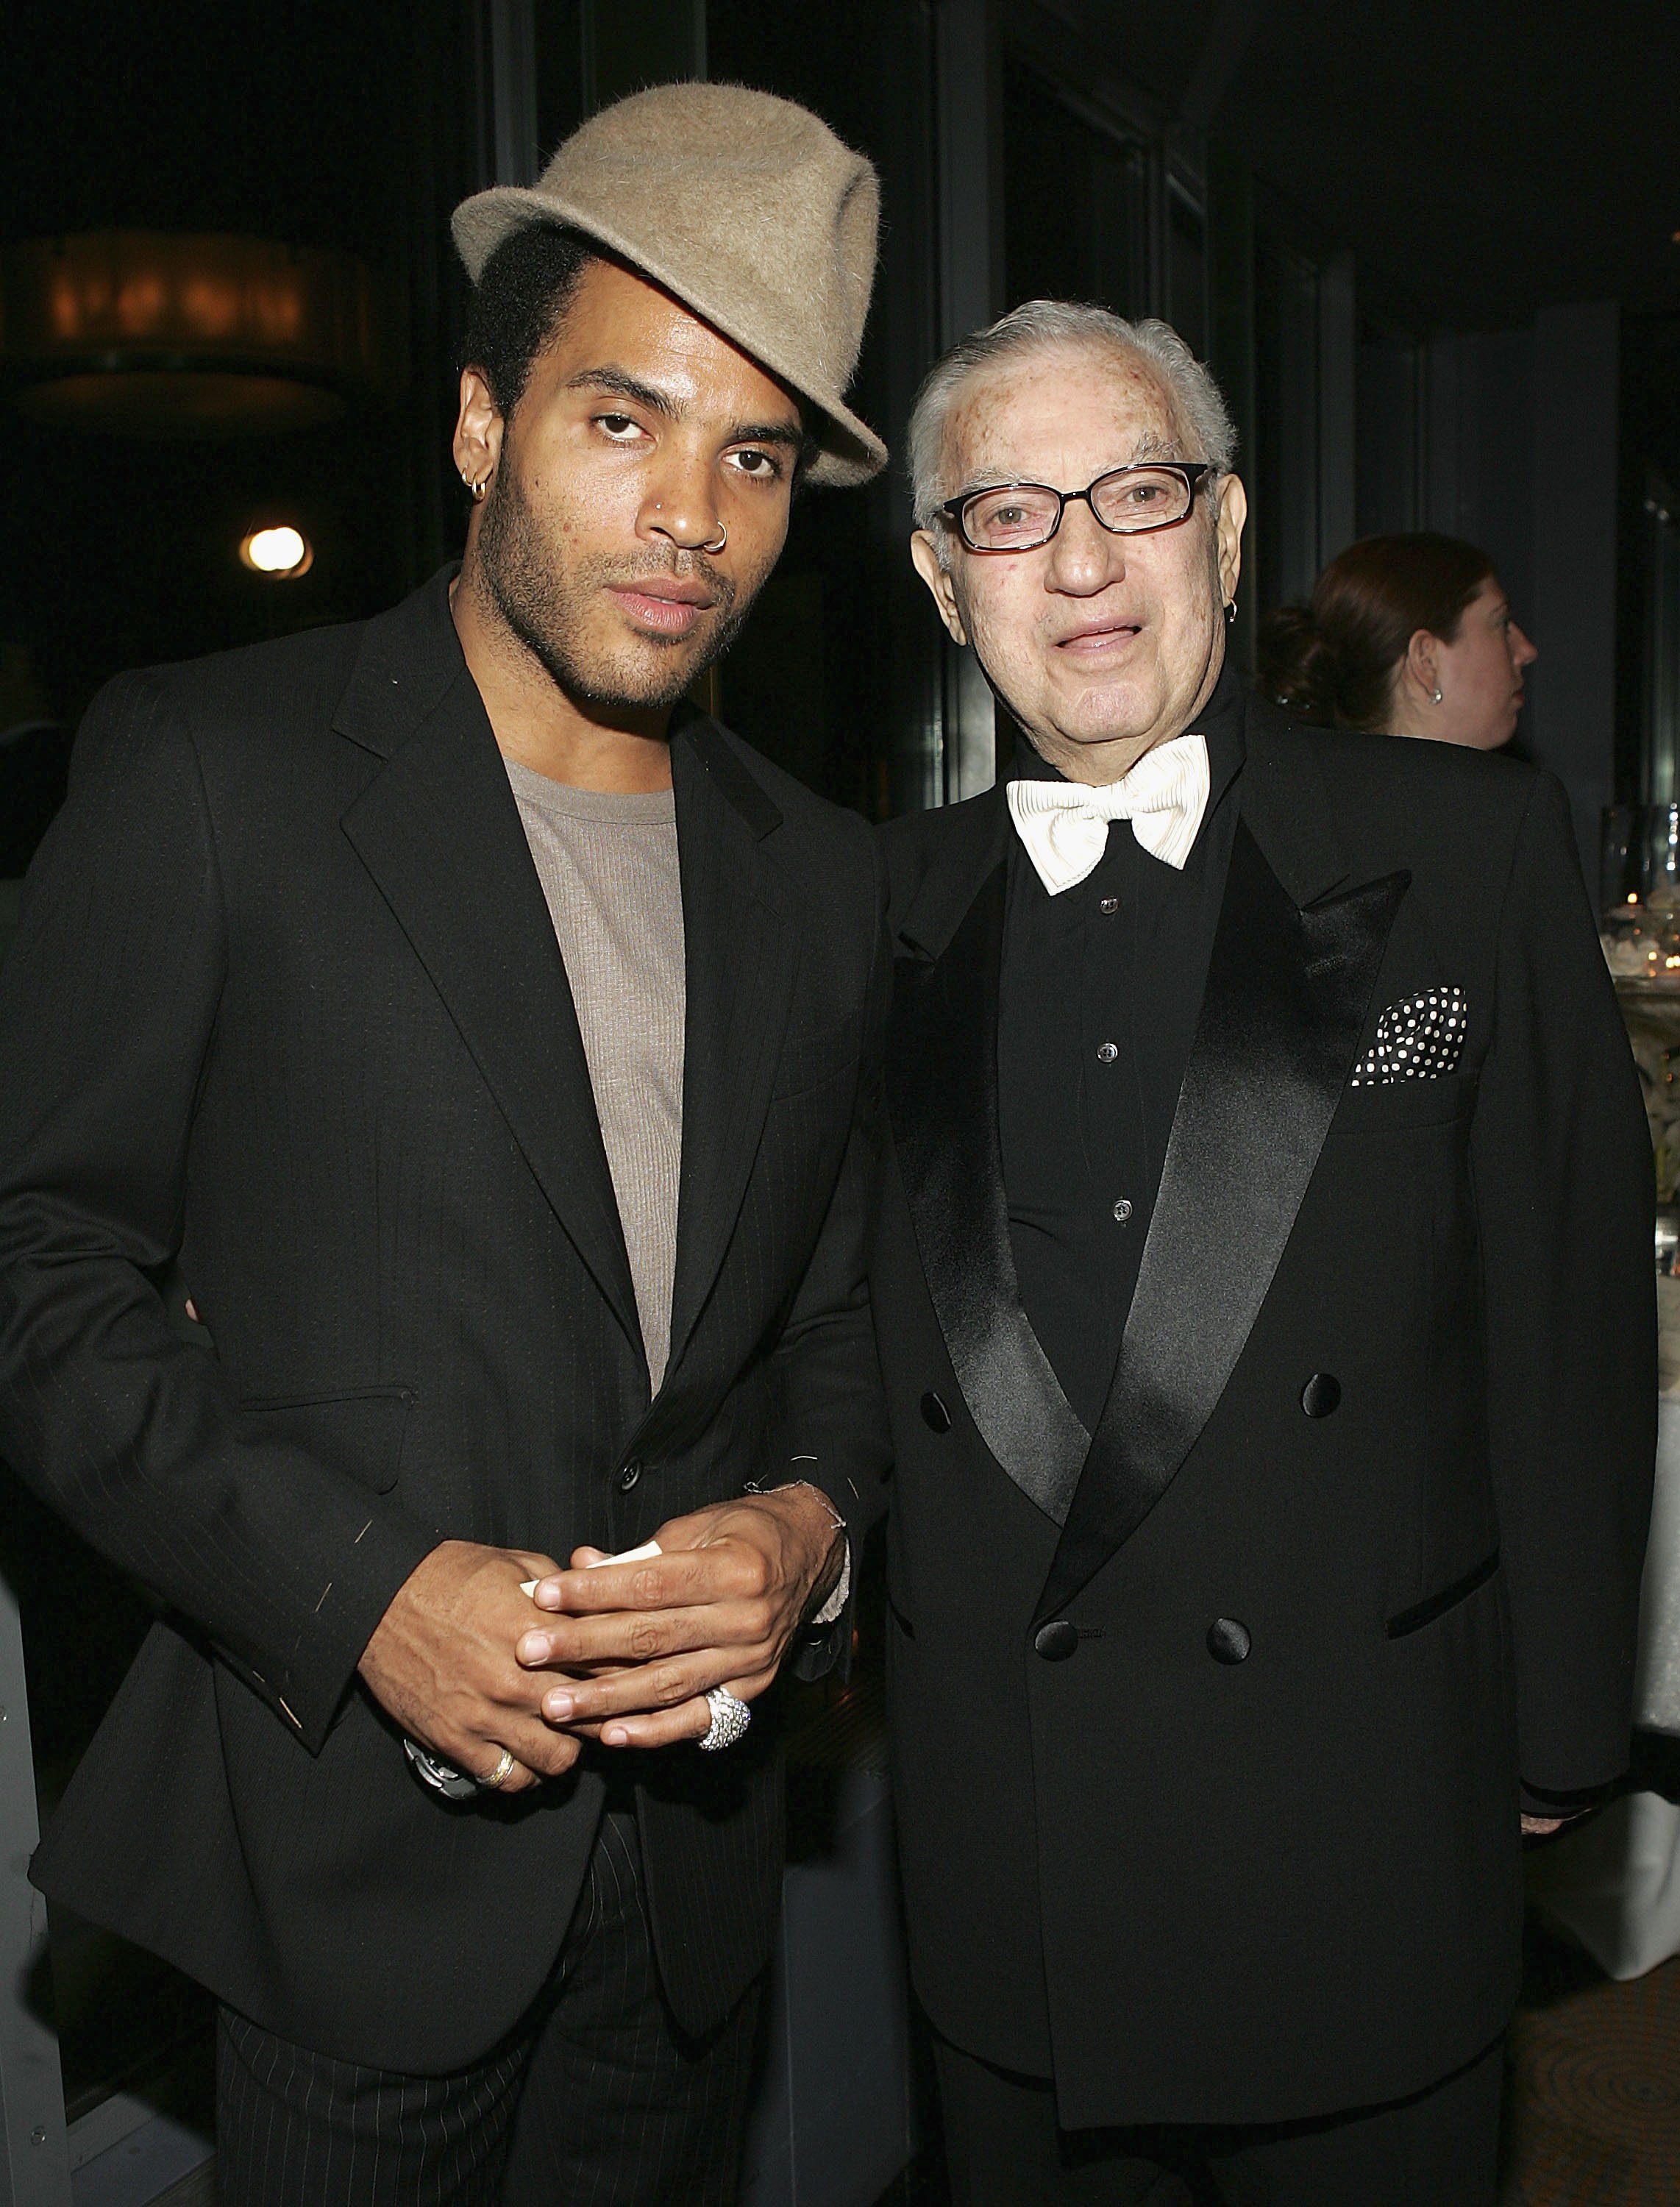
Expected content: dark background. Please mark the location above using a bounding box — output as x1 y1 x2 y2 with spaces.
6 1 1676 823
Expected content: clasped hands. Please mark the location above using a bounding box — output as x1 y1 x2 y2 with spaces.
358 1488 845 1796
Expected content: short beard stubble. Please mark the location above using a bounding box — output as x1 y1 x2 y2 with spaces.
471 458 756 712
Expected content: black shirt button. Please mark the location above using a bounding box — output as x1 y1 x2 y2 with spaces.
1301 1373 1342 1418
920 1390 953 1434
1207 1618 1251 1665
1096 1041 1120 1063
1112 1198 1133 1223
1099 897 1120 914
1034 1619 1079 1661
617 1460 642 1492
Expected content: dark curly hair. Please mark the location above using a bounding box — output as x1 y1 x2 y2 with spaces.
1256 533 1495 731
458 222 601 419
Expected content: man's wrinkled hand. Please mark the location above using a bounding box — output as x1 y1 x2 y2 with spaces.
514 1488 845 1750
359 1538 580 1794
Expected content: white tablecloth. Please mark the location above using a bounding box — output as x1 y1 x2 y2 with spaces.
1527 1396 1680 1978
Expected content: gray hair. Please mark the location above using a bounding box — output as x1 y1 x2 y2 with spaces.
907 300 1237 535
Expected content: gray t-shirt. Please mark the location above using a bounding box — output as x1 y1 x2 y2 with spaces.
504 758 684 1389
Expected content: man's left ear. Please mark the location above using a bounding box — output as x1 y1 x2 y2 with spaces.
453 366 505 502
1214 473 1247 610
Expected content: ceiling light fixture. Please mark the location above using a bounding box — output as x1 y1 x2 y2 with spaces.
2 232 393 437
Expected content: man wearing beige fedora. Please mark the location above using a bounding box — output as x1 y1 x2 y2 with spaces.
0 85 889 2206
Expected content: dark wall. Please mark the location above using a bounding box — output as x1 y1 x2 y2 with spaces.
1003 57 1150 323
2 0 474 736
696 0 940 819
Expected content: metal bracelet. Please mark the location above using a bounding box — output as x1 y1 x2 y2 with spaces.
744 1474 847 1538
744 1474 850 1627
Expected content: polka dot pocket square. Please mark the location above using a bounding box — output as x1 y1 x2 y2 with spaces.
1348 986 1467 1087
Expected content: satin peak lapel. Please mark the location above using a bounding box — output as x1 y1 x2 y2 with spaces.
339 667 642 1356
1036 822 1409 1621
663 725 798 1387
888 865 1090 1525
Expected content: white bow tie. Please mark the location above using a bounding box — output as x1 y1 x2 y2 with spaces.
1005 733 1211 895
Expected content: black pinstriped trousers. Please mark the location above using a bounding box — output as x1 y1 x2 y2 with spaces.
216 1810 764 2207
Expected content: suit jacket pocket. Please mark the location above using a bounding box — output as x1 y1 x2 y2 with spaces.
1387 1549 1500 1639
770 1012 859 1103
236 1386 415 1495
1330 1073 1477 1137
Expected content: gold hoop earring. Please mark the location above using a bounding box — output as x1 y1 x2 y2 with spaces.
461 472 488 504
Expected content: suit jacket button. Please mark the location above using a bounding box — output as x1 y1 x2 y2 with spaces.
1034 1619 1079 1661
1301 1373 1341 1418
618 1460 641 1491
1207 1618 1251 1665
920 1390 952 1433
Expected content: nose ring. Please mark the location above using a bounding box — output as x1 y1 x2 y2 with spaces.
652 499 725 554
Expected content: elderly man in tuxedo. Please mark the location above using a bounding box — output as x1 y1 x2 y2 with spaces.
870 299 1654 2205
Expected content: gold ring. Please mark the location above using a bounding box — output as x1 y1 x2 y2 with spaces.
481 1747 516 1791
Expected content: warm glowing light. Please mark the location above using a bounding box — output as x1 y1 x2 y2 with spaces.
3 234 388 438
239 525 312 577
1630 892 1641 903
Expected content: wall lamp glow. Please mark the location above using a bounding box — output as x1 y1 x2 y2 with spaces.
239 525 313 577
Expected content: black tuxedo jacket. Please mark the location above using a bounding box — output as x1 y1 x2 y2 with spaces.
0 571 889 2073
871 697 1654 2128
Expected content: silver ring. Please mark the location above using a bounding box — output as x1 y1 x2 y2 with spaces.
698 1687 751 1752
700 522 727 553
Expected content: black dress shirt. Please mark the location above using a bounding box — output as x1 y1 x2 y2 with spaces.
998 657 1247 1431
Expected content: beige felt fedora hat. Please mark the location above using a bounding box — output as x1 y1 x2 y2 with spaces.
452 82 886 488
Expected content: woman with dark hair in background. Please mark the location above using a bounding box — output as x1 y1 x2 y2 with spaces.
1259 530 1537 750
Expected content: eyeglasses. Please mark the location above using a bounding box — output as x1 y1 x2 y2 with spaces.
939 461 1214 554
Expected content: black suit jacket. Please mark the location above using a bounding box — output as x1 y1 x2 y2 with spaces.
871 697 1654 2127
0 570 890 2072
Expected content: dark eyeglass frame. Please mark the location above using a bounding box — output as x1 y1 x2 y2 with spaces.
938 460 1214 553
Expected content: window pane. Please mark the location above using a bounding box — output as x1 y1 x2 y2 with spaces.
1003 56 1147 319
1169 192 1207 360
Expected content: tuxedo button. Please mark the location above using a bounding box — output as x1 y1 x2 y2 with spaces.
1301 1373 1342 1418
617 1460 642 1492
920 1390 953 1434
1034 1619 1079 1662
1096 1041 1120 1063
1099 897 1119 914
1112 1198 1133 1223
1207 1617 1251 1664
